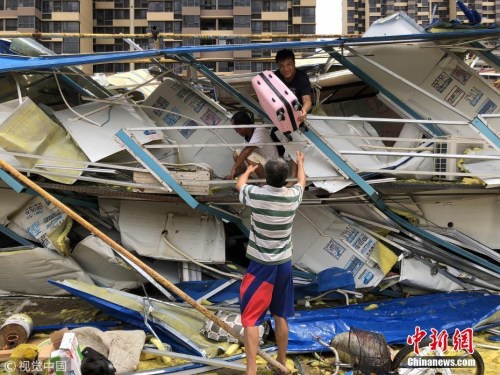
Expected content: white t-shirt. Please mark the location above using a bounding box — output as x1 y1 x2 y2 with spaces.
248 128 279 159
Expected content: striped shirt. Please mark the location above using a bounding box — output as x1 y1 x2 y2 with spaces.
239 184 303 265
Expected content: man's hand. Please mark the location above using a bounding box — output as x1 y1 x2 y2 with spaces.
235 164 258 191
296 150 304 164
297 108 308 123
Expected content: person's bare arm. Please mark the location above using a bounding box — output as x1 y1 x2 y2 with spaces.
298 94 312 123
231 145 257 179
236 164 258 192
296 151 306 190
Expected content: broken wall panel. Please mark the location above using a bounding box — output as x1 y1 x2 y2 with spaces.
71 235 145 291
0 247 94 296
118 200 225 263
0 98 89 184
54 100 162 162
287 206 397 289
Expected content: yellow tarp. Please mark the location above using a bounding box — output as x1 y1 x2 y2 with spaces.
0 98 89 184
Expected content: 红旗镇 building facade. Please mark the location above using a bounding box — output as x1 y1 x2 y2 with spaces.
0 0 317 74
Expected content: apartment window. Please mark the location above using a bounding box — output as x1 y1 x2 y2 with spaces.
299 24 315 34
200 19 216 30
0 2 3 11
19 0 35 6
149 2 173 11
183 15 200 28
218 61 234 72
182 0 200 6
184 37 200 46
59 1 79 11
269 21 285 32
234 0 249 6
114 0 130 7
200 38 216 45
219 19 233 30
114 9 130 19
95 10 114 26
218 0 232 10
62 21 79 32
135 9 147 18
262 21 270 32
6 0 17 10
174 0 182 12
251 62 263 72
235 61 250 71
301 7 315 22
251 0 261 13
135 0 148 7
234 15 250 28
63 38 79 53
149 21 180 33
202 0 215 9
18 16 35 29
5 19 17 30
271 0 286 11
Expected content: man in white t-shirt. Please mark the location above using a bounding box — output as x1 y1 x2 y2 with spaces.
227 111 279 180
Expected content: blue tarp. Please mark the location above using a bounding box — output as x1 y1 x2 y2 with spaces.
174 268 355 303
283 291 500 352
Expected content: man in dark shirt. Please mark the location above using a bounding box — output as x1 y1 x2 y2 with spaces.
274 49 313 123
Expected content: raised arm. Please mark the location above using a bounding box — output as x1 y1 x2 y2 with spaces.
236 164 258 192
296 151 306 190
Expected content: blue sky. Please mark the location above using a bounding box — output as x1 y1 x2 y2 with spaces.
316 0 342 34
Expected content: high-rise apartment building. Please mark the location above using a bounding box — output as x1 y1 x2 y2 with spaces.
0 0 316 74
343 0 499 35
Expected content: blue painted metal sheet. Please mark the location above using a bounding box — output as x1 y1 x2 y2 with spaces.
284 291 500 352
0 29 498 73
49 280 206 357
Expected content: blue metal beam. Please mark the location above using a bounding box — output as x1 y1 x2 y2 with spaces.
115 130 249 236
0 225 33 246
0 169 26 192
471 116 500 149
302 128 500 274
1 28 498 73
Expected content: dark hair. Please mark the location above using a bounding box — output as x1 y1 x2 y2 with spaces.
231 111 253 125
264 158 289 187
275 49 295 64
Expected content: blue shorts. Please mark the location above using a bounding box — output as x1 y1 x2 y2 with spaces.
239 260 294 327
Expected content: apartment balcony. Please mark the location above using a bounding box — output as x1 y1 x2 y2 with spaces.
147 12 175 21
51 12 80 21
94 2 114 9
261 11 288 21
200 9 232 17
200 29 234 36
95 38 115 44
200 50 233 59
292 0 316 6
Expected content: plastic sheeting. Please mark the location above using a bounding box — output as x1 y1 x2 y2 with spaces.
284 291 500 352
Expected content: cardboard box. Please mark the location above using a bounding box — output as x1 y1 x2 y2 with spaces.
37 329 82 375
49 332 82 375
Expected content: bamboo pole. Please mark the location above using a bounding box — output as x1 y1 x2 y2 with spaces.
0 160 291 375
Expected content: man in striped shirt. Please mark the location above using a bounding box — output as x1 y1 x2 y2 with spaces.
236 151 306 375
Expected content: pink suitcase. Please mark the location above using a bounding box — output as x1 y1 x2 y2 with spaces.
251 70 302 135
